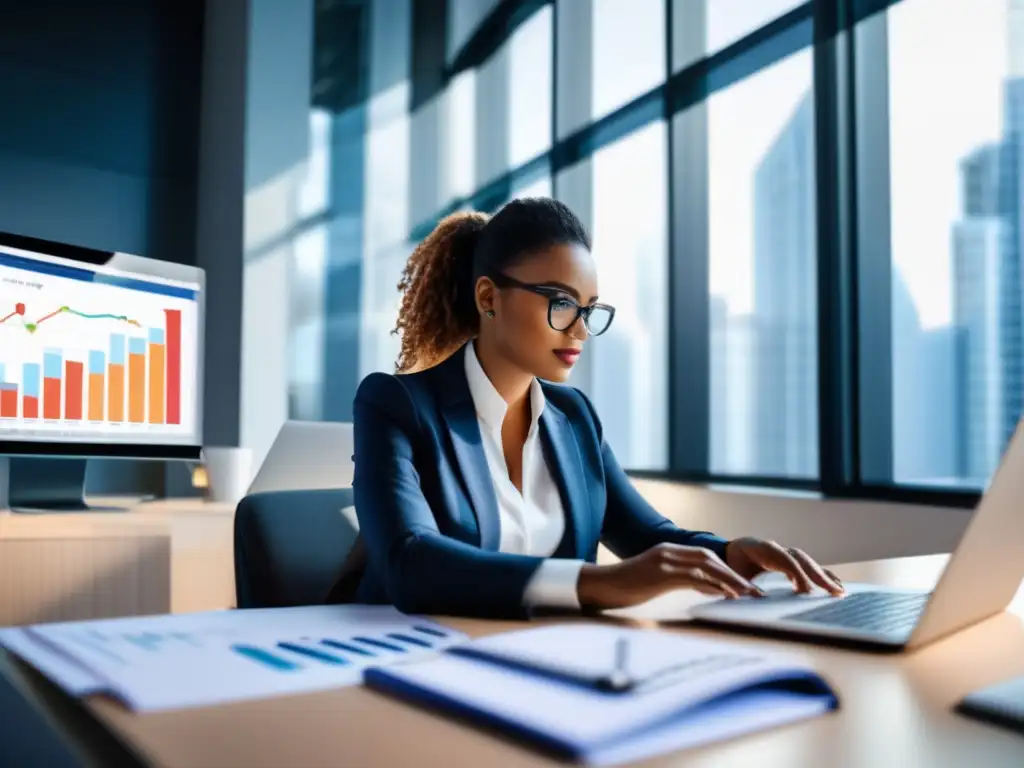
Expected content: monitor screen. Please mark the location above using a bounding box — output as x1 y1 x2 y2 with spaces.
0 234 203 460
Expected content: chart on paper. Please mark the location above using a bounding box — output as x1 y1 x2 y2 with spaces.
0 254 199 442
228 623 449 672
7 606 466 712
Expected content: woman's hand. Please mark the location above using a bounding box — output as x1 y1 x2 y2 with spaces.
576 543 766 610
725 537 844 596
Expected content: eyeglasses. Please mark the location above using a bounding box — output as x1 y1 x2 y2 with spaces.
490 273 616 336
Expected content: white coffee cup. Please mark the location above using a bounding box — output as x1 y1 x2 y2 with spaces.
202 447 253 504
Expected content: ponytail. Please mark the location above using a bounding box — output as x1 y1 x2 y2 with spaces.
393 211 489 373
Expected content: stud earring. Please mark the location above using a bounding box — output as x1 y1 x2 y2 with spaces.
486 310 495 318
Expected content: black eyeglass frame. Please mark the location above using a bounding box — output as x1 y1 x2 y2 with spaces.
488 272 616 336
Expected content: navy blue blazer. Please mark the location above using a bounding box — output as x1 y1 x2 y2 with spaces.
340 343 729 619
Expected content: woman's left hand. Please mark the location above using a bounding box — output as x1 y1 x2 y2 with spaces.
725 537 845 596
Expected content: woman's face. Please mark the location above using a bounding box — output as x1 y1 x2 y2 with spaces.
479 242 606 383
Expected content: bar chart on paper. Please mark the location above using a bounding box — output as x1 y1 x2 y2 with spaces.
0 293 195 441
0 606 467 712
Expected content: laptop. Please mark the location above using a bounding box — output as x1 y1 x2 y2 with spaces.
690 419 1024 651
246 420 354 495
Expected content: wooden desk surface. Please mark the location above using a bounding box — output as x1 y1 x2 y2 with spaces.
61 555 1024 767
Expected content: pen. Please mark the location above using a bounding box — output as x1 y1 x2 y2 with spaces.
596 638 633 692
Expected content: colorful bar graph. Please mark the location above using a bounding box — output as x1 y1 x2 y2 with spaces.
128 337 146 424
165 309 181 425
109 334 125 423
0 383 17 418
88 350 105 422
148 328 165 424
22 363 39 418
2 307 186 428
65 360 83 420
43 348 62 420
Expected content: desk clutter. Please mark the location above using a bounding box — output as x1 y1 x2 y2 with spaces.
1 609 840 764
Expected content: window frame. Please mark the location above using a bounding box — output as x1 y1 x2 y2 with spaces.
408 0 982 510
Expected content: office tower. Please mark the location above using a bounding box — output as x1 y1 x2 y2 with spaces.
891 270 957 482
751 93 817 477
952 217 1010 481
949 20 1024 482
710 297 756 474
710 297 730 471
1000 78 1024 459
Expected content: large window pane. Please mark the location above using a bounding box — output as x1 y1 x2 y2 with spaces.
559 0 666 138
360 243 411 378
475 8 552 186
708 50 817 478
887 0 1021 487
593 0 665 122
445 71 476 201
509 6 553 168
673 0 806 72
563 123 669 470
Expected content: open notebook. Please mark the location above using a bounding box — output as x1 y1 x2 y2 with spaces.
364 624 839 765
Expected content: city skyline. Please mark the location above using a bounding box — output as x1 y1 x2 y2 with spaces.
714 0 1024 486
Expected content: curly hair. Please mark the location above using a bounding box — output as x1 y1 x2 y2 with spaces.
392 197 592 374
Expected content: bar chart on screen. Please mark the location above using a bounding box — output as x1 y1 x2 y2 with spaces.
0 293 194 440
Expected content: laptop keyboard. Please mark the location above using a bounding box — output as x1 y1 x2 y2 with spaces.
784 591 929 635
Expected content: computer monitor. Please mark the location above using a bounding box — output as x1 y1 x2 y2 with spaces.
0 231 204 512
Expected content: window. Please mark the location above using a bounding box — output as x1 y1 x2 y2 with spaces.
512 173 552 200
559 0 666 138
884 0 1022 488
508 6 553 168
444 71 477 202
707 49 817 478
288 0 1016 505
562 123 670 470
474 8 552 186
360 242 412 379
673 0 807 71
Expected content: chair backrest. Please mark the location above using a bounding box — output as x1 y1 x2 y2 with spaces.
233 488 358 609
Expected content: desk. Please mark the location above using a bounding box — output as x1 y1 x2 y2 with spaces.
3 554 1019 767
0 498 236 624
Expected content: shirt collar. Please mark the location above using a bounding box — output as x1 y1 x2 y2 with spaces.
464 341 546 434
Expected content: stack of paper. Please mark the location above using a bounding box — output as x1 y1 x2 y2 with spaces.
0 605 465 712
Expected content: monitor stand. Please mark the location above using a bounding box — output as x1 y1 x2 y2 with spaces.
0 457 135 514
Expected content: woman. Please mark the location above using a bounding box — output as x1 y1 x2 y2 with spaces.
329 197 843 619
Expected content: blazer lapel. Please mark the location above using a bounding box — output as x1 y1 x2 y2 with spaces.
434 347 501 551
539 401 589 559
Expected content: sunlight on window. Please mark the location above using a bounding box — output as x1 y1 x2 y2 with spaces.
588 122 669 470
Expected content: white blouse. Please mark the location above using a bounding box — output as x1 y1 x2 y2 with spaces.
463 342 584 609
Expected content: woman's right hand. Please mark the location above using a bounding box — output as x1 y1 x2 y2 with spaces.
576 543 765 610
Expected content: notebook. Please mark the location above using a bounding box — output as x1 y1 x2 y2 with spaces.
956 673 1024 735
363 624 839 765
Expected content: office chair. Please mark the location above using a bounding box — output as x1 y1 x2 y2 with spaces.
233 488 358 609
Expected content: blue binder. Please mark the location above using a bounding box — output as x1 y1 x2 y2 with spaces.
363 624 839 764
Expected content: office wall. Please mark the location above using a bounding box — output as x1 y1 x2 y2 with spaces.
632 480 970 567
0 0 204 495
